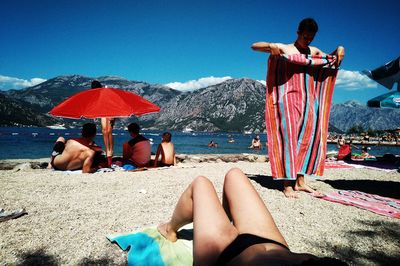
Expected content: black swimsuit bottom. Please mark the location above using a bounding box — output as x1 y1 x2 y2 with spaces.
215 233 289 265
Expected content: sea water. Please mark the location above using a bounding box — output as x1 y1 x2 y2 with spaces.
0 127 399 160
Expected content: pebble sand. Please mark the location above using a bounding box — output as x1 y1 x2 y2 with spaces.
1 156 399 265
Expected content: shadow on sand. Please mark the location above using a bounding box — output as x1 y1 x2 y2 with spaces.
309 219 400 265
345 159 399 170
248 173 400 199
247 174 284 191
246 175 400 264
16 249 116 266
17 249 58 266
321 179 400 199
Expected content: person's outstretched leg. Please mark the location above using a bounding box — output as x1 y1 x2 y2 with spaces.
294 175 324 197
48 137 66 169
159 176 238 266
283 180 298 198
222 168 288 247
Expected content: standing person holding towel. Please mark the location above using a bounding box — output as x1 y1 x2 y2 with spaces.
252 18 345 198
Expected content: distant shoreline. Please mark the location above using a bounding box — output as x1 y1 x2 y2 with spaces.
0 153 269 170
327 139 400 147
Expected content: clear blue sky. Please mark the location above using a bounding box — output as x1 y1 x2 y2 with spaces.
1 0 399 103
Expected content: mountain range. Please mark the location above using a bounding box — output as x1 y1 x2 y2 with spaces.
2 75 400 132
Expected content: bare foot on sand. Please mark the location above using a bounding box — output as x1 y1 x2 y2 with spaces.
283 182 299 198
157 223 177 242
294 175 324 197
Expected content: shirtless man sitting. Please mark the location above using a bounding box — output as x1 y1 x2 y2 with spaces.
154 132 176 167
49 123 104 173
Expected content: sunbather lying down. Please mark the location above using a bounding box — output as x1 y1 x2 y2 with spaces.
158 168 347 265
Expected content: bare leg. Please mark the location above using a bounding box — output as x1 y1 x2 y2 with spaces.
158 176 237 266
294 175 324 197
222 168 288 247
101 118 114 165
283 180 298 199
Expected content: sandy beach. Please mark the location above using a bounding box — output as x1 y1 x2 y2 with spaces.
1 155 399 265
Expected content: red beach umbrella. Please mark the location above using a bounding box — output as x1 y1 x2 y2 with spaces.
49 87 160 119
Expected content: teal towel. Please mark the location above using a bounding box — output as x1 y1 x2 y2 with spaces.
108 227 193 266
109 232 164 266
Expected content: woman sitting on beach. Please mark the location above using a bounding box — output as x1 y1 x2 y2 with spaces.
249 135 262 149
154 132 176 167
158 168 345 265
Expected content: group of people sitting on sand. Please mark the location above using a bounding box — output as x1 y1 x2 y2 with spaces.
49 122 176 173
337 135 376 161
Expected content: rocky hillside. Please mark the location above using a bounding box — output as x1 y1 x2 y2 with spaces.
330 100 400 131
2 75 400 132
0 92 58 127
5 75 179 113
153 78 265 132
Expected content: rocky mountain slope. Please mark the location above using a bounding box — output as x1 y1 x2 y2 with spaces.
0 92 57 126
2 75 400 132
330 100 400 131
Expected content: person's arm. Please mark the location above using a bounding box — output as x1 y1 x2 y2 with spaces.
251 42 284 55
82 151 95 173
154 144 162 167
173 146 177 166
351 144 359 150
122 142 131 161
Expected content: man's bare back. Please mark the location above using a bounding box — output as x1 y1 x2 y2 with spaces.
52 139 95 173
154 132 176 167
159 142 175 165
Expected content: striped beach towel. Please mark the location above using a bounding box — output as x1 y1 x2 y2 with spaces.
321 190 400 218
265 54 338 180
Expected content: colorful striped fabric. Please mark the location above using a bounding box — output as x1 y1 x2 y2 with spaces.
321 190 400 218
265 54 338 180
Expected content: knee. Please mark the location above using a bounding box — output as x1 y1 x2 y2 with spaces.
192 175 212 186
225 167 244 183
102 127 111 135
224 168 247 191
191 175 214 190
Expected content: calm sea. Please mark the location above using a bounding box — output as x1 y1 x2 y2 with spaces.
0 127 399 160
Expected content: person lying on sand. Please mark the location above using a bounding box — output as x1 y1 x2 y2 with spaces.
49 123 106 173
158 168 346 265
154 132 176 167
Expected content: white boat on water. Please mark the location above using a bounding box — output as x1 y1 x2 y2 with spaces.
46 124 66 130
182 127 194 133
